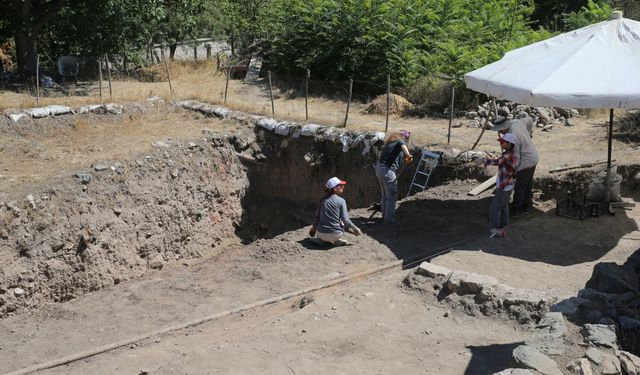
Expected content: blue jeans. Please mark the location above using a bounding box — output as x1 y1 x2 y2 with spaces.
375 162 398 224
490 189 512 229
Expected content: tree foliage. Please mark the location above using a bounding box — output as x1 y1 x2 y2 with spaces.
41 0 165 58
4 0 629 85
208 0 272 55
563 0 613 29
265 0 550 86
2 0 69 74
2 0 208 72
530 0 586 31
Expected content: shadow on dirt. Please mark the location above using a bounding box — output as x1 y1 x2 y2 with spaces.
470 205 637 266
355 196 491 263
464 342 523 375
360 194 638 267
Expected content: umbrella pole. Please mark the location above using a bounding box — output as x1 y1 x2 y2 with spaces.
605 108 614 208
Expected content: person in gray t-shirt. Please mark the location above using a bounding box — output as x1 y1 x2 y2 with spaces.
309 177 362 246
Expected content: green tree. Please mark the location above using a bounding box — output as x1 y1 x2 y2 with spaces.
265 0 550 86
613 0 640 20
41 0 165 59
2 0 69 75
155 0 206 59
211 0 272 55
563 0 613 29
530 0 586 30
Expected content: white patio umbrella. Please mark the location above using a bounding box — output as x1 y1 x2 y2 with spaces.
464 10 640 202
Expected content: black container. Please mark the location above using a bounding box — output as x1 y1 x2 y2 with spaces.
555 194 605 220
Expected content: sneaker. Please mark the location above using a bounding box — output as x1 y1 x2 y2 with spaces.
489 228 505 238
333 239 349 246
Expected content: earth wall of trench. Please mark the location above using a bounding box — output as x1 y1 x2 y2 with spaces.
0 109 388 318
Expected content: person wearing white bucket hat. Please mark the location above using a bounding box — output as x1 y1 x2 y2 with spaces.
476 133 518 238
493 116 539 215
309 177 362 246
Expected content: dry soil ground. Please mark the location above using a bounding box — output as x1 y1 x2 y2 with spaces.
1 76 640 375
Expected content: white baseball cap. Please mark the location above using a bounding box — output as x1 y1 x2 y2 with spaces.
498 133 517 145
326 177 347 189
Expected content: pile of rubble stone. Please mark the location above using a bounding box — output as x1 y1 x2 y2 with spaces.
463 100 580 132
406 255 640 375
4 103 124 122
176 99 386 156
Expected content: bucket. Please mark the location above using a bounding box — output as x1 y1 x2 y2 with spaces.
586 165 622 202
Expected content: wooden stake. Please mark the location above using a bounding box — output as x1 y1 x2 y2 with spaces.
161 48 173 96
98 58 103 100
224 67 230 103
305 69 310 121
193 39 198 61
385 74 390 132
550 159 616 173
268 71 275 115
343 78 353 128
104 54 113 101
447 86 455 144
36 56 40 105
471 98 496 150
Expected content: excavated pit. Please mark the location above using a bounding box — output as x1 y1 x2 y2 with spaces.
1 101 638 322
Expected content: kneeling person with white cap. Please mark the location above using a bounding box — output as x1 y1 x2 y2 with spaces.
477 133 518 238
309 177 362 246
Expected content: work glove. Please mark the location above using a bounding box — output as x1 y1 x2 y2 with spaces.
349 227 362 236
403 155 414 165
474 158 485 167
309 227 316 237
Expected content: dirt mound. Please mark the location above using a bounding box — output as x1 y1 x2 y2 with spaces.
362 93 413 116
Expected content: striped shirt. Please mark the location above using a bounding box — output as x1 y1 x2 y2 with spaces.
484 148 517 191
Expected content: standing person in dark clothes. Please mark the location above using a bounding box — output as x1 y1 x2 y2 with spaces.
493 117 539 214
309 177 362 246
375 130 413 225
477 133 518 238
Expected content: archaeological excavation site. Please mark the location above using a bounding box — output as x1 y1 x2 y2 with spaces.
3 97 640 375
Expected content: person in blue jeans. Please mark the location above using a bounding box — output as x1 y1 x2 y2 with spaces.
477 133 518 238
309 177 362 246
375 130 413 225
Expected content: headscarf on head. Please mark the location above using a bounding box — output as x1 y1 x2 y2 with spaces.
383 130 410 145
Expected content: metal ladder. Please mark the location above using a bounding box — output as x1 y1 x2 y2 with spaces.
406 150 440 197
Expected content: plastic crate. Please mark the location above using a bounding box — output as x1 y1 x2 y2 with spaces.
555 195 603 220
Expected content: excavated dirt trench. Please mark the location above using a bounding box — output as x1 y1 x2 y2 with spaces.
1 102 639 324
0 104 493 319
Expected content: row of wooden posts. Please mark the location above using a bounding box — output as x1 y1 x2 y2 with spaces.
221 70 458 141
34 56 459 145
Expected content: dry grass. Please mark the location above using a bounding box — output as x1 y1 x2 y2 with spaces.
0 61 430 139
0 61 225 110
0 61 358 133
0 61 353 125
